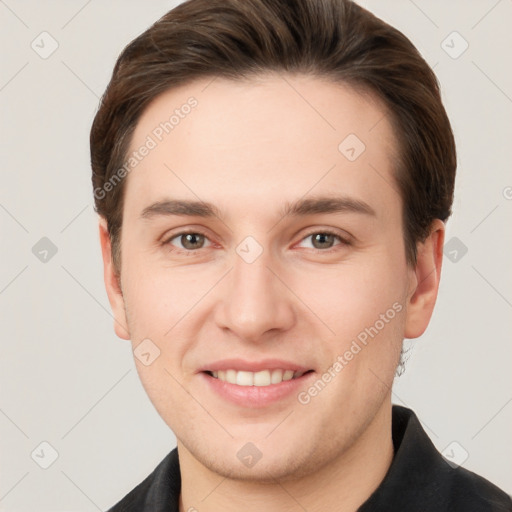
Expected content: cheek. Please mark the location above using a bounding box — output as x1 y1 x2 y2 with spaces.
121 261 217 373
121 242 199 331
122 270 194 415
297 252 407 339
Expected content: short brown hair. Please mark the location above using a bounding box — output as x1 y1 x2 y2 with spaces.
90 0 456 273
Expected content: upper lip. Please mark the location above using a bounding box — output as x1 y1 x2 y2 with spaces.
198 358 313 373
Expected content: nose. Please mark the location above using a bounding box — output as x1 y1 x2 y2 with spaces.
213 247 296 343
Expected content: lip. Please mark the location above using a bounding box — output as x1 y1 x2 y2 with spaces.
199 369 316 408
197 358 313 373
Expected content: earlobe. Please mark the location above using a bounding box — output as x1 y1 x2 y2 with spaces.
404 219 445 339
98 217 131 340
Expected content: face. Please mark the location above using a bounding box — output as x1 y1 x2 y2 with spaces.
100 74 443 482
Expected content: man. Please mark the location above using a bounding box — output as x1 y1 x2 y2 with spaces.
90 0 511 510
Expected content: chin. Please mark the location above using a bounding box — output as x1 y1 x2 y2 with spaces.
182 433 325 484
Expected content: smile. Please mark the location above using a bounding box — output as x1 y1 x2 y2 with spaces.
205 369 312 386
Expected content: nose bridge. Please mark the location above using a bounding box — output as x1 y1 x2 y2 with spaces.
215 239 294 340
233 247 275 299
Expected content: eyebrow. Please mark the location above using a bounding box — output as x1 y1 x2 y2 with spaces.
140 195 376 221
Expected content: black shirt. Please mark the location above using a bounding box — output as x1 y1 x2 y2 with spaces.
107 405 511 511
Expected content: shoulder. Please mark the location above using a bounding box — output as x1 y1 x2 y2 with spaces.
107 474 153 512
359 406 512 511
396 405 512 510
107 447 181 512
446 465 512 511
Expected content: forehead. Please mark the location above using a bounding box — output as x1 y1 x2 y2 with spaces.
123 74 399 222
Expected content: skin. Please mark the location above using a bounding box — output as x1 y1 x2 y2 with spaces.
99 74 444 512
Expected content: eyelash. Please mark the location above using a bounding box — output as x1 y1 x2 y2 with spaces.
162 229 351 255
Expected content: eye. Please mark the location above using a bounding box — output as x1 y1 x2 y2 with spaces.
297 230 350 251
163 229 350 255
164 231 212 253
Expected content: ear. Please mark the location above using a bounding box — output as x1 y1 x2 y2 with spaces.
404 219 445 339
98 217 130 340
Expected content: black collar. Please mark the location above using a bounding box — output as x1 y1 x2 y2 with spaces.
108 405 511 511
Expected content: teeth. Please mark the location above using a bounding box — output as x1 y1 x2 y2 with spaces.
236 371 253 386
211 369 302 386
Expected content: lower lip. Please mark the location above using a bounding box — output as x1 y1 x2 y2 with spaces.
199 371 316 408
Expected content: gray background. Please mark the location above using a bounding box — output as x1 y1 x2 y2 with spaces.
1 0 511 510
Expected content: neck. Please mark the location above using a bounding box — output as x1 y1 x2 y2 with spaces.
178 402 394 512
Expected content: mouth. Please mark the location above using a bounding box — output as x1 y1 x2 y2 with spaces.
200 367 317 408
203 368 315 387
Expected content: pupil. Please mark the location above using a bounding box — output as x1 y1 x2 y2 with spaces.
183 233 203 249
313 233 333 249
